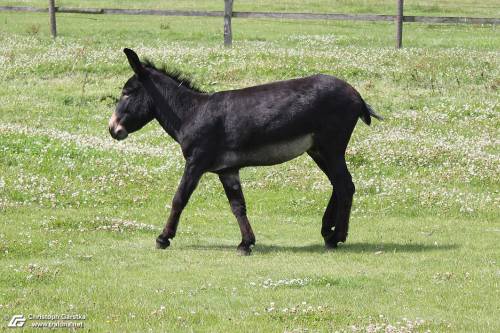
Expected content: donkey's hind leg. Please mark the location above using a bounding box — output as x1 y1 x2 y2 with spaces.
312 121 357 248
307 149 337 244
315 143 355 248
322 154 355 248
219 170 256 256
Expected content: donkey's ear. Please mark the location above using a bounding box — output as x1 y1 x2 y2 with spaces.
123 48 147 77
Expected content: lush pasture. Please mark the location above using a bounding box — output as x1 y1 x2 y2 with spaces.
2 0 500 17
0 9 499 333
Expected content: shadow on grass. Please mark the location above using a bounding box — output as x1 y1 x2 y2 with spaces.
184 242 458 254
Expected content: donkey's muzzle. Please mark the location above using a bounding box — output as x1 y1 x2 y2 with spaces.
108 113 128 141
109 126 128 141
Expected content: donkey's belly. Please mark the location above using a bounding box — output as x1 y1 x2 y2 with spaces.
213 134 314 171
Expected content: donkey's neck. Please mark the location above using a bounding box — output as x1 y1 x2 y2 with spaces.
144 73 206 142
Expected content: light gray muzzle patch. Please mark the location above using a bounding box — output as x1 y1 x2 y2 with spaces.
108 113 128 140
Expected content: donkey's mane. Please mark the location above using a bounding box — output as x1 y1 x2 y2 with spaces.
143 59 205 93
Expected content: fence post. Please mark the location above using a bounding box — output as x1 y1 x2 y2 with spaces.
48 0 57 38
396 0 403 48
224 0 233 47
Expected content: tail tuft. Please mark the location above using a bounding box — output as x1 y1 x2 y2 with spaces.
361 103 383 126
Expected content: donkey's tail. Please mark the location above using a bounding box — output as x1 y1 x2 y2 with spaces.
360 101 383 126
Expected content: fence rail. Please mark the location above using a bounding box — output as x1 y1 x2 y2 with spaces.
1 6 499 25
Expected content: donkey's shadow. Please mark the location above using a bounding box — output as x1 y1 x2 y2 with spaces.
184 242 458 254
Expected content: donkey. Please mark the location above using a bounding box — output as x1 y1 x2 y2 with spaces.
109 48 381 255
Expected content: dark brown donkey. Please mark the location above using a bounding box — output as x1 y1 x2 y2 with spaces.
109 48 381 255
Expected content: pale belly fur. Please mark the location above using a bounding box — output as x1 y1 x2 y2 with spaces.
212 134 314 171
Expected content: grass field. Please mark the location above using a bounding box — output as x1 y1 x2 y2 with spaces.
0 8 499 333
2 0 500 18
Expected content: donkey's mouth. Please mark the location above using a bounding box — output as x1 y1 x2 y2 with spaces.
109 126 128 141
109 112 128 140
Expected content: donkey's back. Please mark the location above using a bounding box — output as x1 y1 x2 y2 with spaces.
205 74 372 149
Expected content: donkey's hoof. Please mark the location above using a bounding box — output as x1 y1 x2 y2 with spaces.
324 231 347 250
237 244 252 256
325 240 338 250
156 237 170 249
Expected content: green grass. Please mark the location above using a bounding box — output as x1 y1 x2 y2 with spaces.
0 9 499 333
2 0 500 17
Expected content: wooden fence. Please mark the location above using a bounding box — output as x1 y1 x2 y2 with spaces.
1 2 498 48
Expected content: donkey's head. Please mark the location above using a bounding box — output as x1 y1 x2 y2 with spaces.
109 48 155 141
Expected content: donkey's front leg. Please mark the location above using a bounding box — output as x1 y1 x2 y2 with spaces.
219 170 256 256
156 162 203 249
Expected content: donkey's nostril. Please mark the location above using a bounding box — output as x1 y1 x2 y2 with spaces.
109 124 127 141
115 127 128 140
